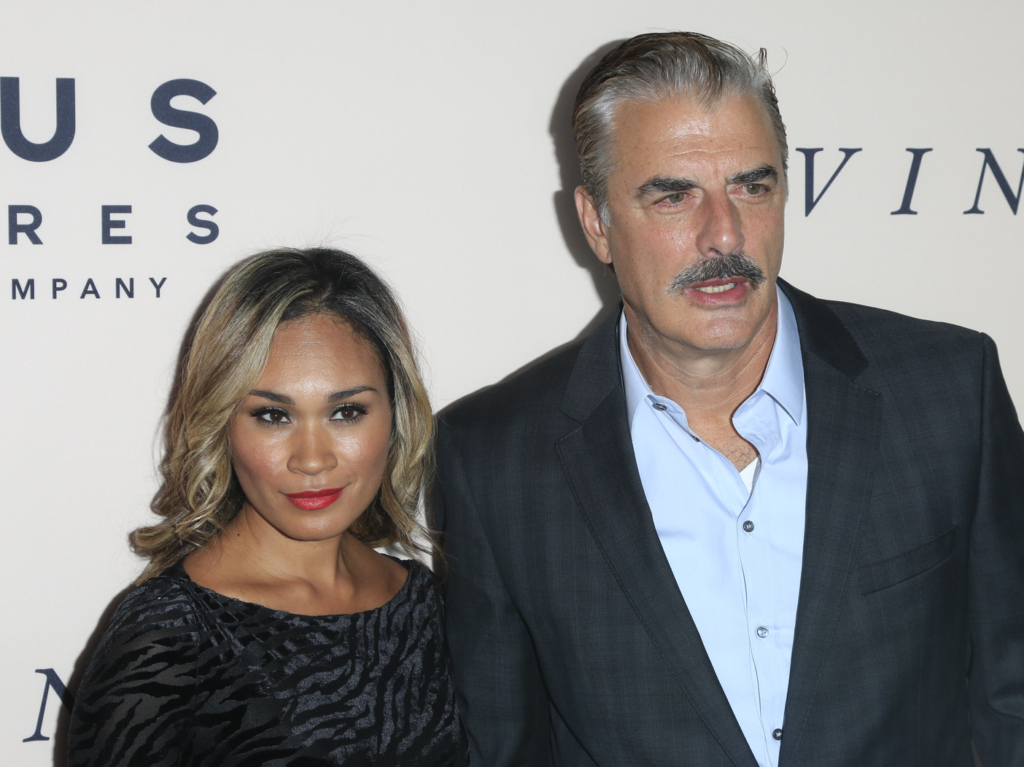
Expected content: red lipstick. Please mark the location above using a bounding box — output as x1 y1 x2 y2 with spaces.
283 488 343 510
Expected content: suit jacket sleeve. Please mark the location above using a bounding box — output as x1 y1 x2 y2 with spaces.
434 415 553 767
968 334 1024 764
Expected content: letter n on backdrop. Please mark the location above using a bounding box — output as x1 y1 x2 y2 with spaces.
23 668 73 742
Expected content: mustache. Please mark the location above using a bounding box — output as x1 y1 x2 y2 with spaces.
667 252 766 293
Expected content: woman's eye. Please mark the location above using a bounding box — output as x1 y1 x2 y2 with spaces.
332 404 366 422
253 407 290 425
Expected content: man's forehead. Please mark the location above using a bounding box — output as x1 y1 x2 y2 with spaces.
611 94 779 168
614 91 770 129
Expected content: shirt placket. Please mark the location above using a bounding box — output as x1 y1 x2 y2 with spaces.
735 404 784 766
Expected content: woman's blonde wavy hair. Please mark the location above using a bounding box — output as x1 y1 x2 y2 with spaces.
131 248 435 583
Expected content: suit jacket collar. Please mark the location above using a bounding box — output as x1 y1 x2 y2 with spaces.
778 279 869 382
556 280 882 767
559 307 622 424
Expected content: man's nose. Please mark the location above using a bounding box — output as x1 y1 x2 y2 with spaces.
695 190 744 257
287 424 339 476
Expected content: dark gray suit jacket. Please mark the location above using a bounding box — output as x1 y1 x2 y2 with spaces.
434 281 1024 766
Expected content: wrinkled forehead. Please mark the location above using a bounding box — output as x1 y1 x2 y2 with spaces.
608 92 782 173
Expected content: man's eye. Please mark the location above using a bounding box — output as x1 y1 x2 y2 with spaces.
665 192 686 204
743 183 766 195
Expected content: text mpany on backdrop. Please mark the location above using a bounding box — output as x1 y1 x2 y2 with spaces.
3 77 219 306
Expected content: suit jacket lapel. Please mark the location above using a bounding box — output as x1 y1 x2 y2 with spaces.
777 281 883 766
556 311 759 767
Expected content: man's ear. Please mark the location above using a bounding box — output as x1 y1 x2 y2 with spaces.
574 186 613 265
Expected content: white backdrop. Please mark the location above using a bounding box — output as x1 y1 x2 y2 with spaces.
2 1 1022 762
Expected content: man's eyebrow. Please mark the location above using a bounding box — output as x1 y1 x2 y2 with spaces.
635 176 698 199
728 164 779 185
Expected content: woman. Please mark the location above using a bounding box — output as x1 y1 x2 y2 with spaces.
68 248 469 766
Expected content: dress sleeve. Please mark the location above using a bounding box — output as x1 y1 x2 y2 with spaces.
67 579 200 767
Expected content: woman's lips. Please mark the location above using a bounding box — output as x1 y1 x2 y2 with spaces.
283 488 343 510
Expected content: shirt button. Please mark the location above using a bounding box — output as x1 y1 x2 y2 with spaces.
772 728 783 741
756 626 769 638
653 402 667 411
742 521 754 532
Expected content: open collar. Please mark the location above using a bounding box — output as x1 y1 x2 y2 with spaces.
618 286 805 432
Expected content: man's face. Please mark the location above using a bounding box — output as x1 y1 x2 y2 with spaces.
576 94 786 357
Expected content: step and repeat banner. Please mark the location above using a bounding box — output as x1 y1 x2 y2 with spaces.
2 1 1021 762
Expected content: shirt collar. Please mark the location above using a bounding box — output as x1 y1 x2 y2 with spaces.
619 285 805 429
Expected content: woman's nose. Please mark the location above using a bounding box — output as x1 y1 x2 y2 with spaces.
287 425 339 476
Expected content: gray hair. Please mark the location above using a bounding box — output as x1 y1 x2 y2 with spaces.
572 31 788 221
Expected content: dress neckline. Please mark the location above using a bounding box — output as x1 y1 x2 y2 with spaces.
166 556 420 619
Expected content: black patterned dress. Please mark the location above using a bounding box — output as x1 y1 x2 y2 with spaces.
67 559 469 766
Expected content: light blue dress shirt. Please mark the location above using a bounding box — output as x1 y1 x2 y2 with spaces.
620 288 808 767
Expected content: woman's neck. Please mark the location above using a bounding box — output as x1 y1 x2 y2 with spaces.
183 506 407 616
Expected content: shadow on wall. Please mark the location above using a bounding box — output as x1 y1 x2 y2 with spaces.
54 272 230 767
499 40 624 384
550 40 624 342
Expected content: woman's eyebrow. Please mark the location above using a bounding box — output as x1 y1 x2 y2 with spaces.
245 385 374 403
327 386 376 402
248 386 377 404
249 389 293 405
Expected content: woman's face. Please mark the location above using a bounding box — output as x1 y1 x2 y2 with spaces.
228 314 392 542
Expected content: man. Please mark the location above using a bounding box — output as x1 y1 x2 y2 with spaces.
434 32 1024 767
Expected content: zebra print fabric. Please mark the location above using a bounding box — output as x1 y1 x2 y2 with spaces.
68 559 469 766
